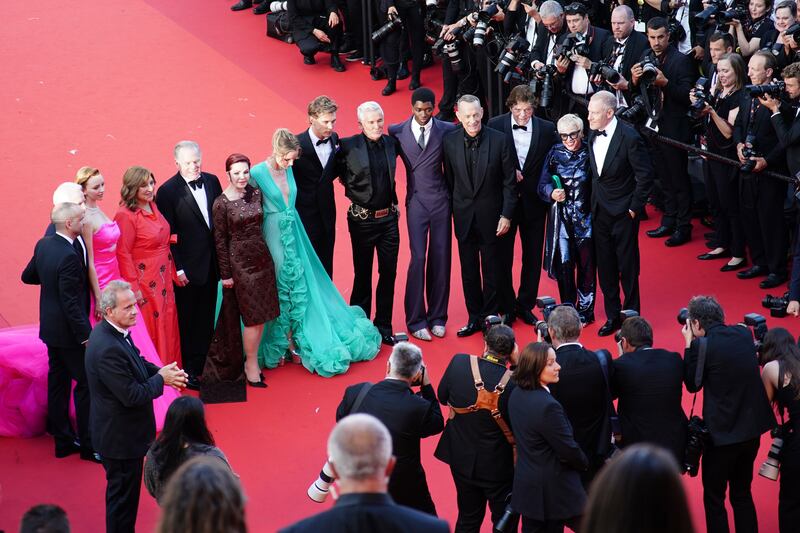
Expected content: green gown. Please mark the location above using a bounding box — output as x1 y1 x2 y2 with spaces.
249 161 381 377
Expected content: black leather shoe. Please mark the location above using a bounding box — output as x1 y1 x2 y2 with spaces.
381 79 396 96
737 265 768 279
397 62 410 80
381 333 396 346
55 440 81 458
80 449 103 464
760 274 787 289
581 314 595 326
646 225 674 238
457 322 482 337
231 0 253 10
346 50 364 62
517 308 539 325
721 260 747 272
330 54 345 72
698 250 731 260
598 320 621 337
502 313 517 326
303 54 316 65
409 76 421 90
253 0 269 13
186 375 200 391
665 229 691 247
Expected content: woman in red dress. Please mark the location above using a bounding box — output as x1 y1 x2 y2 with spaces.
115 166 182 365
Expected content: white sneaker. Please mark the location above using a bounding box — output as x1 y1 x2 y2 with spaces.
412 328 433 341
431 325 446 338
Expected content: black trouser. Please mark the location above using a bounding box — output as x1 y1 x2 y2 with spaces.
457 224 500 324
741 172 789 276
779 437 800 533
301 211 335 278
521 515 581 533
389 465 438 516
378 2 424 79
555 237 596 320
174 278 217 378
346 0 364 52
592 206 640 321
47 345 91 454
347 211 400 333
295 16 343 57
497 201 546 314
440 54 459 118
102 456 144 533
652 140 692 230
705 157 745 257
701 437 760 533
451 468 513 533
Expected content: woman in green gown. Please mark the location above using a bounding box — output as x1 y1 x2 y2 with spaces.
249 128 381 377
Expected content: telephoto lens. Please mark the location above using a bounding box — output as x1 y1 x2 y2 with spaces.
307 461 336 503
677 307 689 326
372 17 403 44
758 427 785 481
270 1 287 11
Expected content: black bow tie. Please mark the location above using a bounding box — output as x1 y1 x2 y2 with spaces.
513 124 528 131
188 178 203 190
316 137 330 146
595 130 607 137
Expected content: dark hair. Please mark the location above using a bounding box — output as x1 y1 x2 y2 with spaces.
20 504 70 533
646 16 669 32
776 0 797 16
582 444 695 533
506 84 536 109
761 328 800 400
783 61 800 81
119 166 156 211
485 324 515 357
719 53 746 92
514 342 552 390
225 153 251 172
150 396 215 489
709 31 735 49
619 317 653 348
411 87 436 106
156 456 246 533
687 295 724 331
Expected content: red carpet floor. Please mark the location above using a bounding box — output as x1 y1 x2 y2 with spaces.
0 1 797 531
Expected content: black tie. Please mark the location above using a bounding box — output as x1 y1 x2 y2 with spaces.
418 127 426 150
513 124 527 131
596 130 607 137
188 179 203 190
124 333 135 349
316 137 330 146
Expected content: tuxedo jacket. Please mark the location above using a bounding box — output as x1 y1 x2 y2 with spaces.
278 493 449 533
336 134 398 207
770 102 800 177
21 234 91 348
435 354 516 482
155 171 223 285
684 324 776 446
734 95 787 173
637 45 694 142
600 30 649 99
442 127 517 242
487 113 558 221
588 119 655 217
531 26 567 65
85 320 164 459
294 129 339 232
287 0 337 40
503 8 548 51
509 387 587 521
556 25 611 95
611 347 688 460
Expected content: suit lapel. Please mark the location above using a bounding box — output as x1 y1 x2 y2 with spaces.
522 118 541 175
178 177 209 229
202 173 216 230
601 127 623 177
457 132 474 195
588 135 600 179
105 322 148 380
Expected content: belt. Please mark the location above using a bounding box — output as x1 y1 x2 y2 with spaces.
348 203 397 220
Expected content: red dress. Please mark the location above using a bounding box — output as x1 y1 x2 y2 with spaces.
114 203 181 365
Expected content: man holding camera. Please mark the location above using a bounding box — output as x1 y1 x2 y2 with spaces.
375 0 426 95
287 0 346 71
681 295 775 533
599 5 649 106
530 1 568 120
336 342 444 515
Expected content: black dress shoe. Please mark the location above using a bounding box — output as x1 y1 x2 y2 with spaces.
186 375 200 391
581 314 596 326
698 250 730 260
80 449 103 464
721 260 747 272
381 333 396 346
231 0 253 10
330 54 345 72
517 308 539 325
303 54 316 65
502 313 517 326
737 265 768 279
760 274 788 289
646 225 674 238
598 320 622 337
397 62 410 80
253 1 269 13
457 322 482 337
55 440 81 458
409 76 421 90
665 229 691 247
381 79 397 96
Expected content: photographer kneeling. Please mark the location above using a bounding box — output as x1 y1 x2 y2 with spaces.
288 0 345 72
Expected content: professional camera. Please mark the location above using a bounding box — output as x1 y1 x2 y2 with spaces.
684 415 710 477
425 0 440 6
740 133 761 173
555 32 590 62
269 1 288 11
746 81 785 99
493 496 520 533
614 309 640 342
668 17 686 44
588 61 620 84
496 34 531 77
677 307 689 326
472 0 509 47
307 461 336 502
639 50 660 86
485 314 503 331
758 425 787 481
694 0 747 28
533 296 557 343
616 95 650 126
425 13 444 45
529 64 557 108
372 15 403 44
744 312 769 342
689 77 709 120
763 292 791 318
432 24 466 72
784 22 800 45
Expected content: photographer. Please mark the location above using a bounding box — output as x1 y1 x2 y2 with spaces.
760 328 800 532
530 0 568 119
598 6 650 106
733 51 789 289
692 53 748 272
287 0 346 71
771 1 799 73
611 316 687 463
336 342 444 515
766 60 800 176
374 0 426 95
633 17 696 247
702 32 733 95
681 295 775 533
504 0 547 55
729 0 775 58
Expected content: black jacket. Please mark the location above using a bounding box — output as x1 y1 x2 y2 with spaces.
611 347 688 461
556 25 611 96
288 0 337 41
637 45 695 142
336 133 398 207
293 129 339 233
600 30 649 101
85 320 164 459
734 95 788 174
684 324 775 446
21 234 91 348
770 102 800 178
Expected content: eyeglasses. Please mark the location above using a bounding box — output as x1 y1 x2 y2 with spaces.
559 130 581 140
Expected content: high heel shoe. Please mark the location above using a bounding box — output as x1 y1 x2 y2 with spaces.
285 348 302 365
247 378 267 388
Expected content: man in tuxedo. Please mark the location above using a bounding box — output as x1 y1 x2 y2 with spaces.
435 325 518 532
85 281 187 533
632 17 695 247
488 85 559 326
767 61 800 177
503 0 548 57
531 1 569 121
294 95 340 278
682 295 775 533
598 6 649 107
389 88 457 341
443 95 516 337
336 342 443 514
155 141 223 389
287 0 345 72
587 91 654 336
546 305 611 487
337 101 400 345
44 183 89 268
611 316 687 463
21 203 97 462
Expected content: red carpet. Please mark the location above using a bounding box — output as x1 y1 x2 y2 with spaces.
0 1 796 531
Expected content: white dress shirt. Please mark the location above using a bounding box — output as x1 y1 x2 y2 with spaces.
410 119 430 151
526 17 539 51
107 318 130 338
308 128 333 167
545 33 558 64
184 175 210 228
571 64 595 96
592 117 618 175
511 115 532 169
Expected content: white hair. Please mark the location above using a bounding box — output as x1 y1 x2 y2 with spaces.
328 414 392 481
52 182 83 205
174 140 202 160
389 342 423 379
99 280 133 315
557 114 584 135
591 91 618 112
356 101 384 123
540 0 563 19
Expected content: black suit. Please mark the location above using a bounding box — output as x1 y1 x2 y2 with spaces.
509 387 587 529
557 26 611 111
294 129 339 277
443 127 517 323
336 379 444 514
21 233 92 455
288 0 342 58
611 347 687 462
435 354 515 532
589 119 654 320
771 101 800 178
278 493 450 533
85 319 165 533
600 30 649 105
487 114 559 316
155 171 222 378
684 324 776 533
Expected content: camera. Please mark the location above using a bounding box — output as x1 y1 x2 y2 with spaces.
668 17 686 44
426 0 439 6
588 61 620 84
410 364 427 386
763 292 790 318
758 425 786 481
307 461 336 502
529 64 557 108
472 0 509 48
432 24 465 72
740 133 760 173
555 33 589 62
745 81 785 99
677 307 689 326
269 0 288 11
493 497 520 533
614 309 639 342
689 77 709 120
684 415 710 477
616 95 650 126
372 15 403 44
484 314 503 332
533 296 557 343
496 34 531 78
639 50 660 87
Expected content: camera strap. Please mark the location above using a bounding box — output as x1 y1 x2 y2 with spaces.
689 337 708 418
595 349 620 453
350 382 373 413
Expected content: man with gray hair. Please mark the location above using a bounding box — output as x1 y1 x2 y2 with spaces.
336 102 400 345
280 414 449 532
336 342 443 514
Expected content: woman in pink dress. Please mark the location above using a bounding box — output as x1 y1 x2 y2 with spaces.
114 166 181 366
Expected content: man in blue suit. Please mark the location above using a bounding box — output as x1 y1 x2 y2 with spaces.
389 88 457 341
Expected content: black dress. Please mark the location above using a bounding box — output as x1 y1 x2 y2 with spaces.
774 361 800 533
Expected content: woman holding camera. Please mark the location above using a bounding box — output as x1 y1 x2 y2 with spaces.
729 0 775 57
691 53 748 272
537 113 596 324
508 342 588 533
761 328 800 532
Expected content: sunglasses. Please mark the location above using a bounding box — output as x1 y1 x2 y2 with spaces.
559 130 581 140
564 3 587 15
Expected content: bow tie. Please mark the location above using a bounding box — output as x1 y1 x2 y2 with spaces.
595 130 607 137
188 178 203 190
316 137 330 146
512 124 528 131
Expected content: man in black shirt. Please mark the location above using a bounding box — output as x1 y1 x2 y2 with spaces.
287 0 346 71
